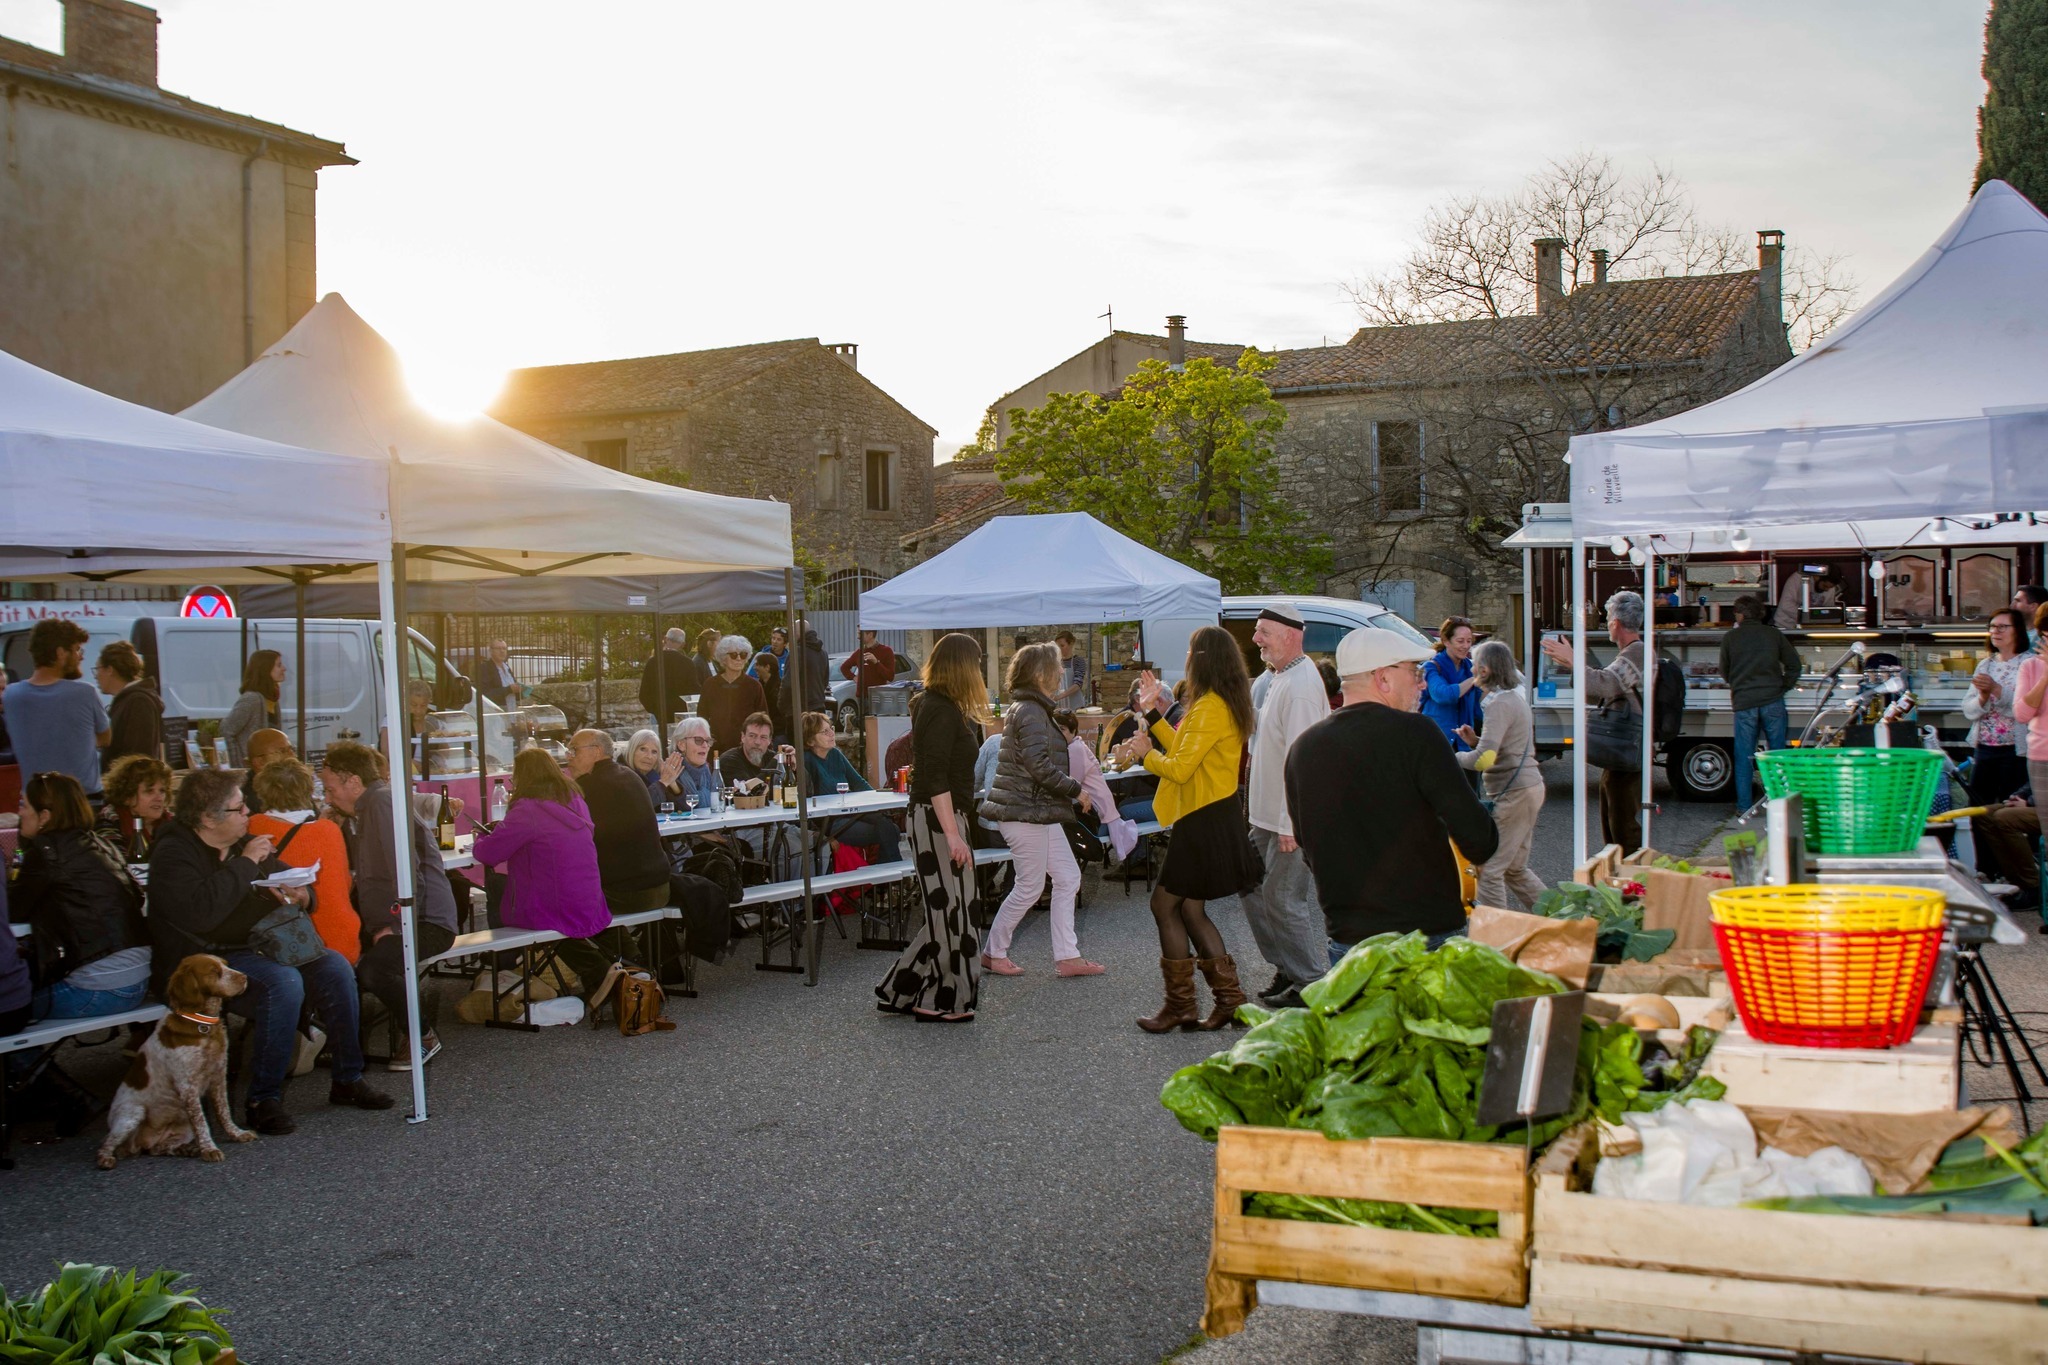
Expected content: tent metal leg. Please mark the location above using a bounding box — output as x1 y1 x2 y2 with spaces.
1641 542 1656 852
293 574 308 753
378 552 429 1123
789 568 819 986
1571 538 1588 867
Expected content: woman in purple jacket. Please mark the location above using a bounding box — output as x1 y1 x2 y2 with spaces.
473 748 618 1002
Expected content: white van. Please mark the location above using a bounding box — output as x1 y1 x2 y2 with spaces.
0 615 488 760
1141 595 1433 685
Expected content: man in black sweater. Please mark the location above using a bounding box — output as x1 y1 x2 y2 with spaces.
1285 628 1499 962
566 728 673 917
1716 595 1803 811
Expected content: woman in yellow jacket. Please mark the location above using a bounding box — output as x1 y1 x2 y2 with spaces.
1120 625 1259 1033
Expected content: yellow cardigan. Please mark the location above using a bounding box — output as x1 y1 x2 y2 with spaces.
1141 692 1244 827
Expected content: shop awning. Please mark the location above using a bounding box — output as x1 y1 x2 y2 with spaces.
1506 503 2048 552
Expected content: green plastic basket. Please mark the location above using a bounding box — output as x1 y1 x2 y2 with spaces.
1754 747 1946 855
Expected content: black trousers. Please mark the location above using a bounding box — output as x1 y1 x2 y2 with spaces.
1600 767 1642 855
357 921 457 1032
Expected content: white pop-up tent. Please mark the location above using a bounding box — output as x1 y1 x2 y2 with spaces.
1550 181 2048 863
0 347 389 577
858 512 1221 628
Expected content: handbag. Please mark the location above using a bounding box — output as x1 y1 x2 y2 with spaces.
587 962 676 1036
1061 819 1105 867
248 822 326 967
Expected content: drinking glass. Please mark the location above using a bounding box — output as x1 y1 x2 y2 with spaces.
836 782 850 795
659 799 675 819
684 792 700 818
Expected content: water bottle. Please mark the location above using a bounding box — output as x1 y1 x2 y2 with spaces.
708 756 724 813
490 779 509 824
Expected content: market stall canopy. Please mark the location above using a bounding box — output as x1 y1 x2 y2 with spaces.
0 346 390 579
857 513 1221 628
1569 180 2048 539
1506 503 2048 552
236 567 801 617
180 294 792 580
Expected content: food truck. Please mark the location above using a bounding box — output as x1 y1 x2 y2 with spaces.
1506 503 2048 799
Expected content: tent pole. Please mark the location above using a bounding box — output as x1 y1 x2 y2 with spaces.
790 569 819 986
472 609 487 824
1641 543 1656 852
1572 538 1588 867
593 615 604 729
378 550 428 1122
1520 548 1534 706
293 574 308 754
652 612 666 750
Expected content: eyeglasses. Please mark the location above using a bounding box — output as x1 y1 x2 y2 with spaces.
221 803 249 815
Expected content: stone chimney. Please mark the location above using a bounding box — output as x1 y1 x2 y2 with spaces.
1165 315 1187 370
1757 229 1784 331
63 0 158 88
827 342 858 371
1533 238 1565 315
1590 248 1610 285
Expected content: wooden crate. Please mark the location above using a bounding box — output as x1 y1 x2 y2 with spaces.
1202 1126 1531 1335
1703 1016 1959 1113
1529 1127 2048 1365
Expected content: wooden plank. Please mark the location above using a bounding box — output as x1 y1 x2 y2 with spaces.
1530 1259 2048 1365
1573 844 1622 886
1536 1185 2048 1301
1215 1127 1529 1211
1704 1019 1960 1113
1215 1212 1526 1305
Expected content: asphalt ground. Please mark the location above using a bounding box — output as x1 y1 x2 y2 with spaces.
4 758 2044 1365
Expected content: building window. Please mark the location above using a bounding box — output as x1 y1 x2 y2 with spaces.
585 438 628 471
1376 421 1422 512
865 449 895 512
816 453 842 510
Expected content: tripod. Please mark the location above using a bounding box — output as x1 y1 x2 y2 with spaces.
1954 939 2048 1129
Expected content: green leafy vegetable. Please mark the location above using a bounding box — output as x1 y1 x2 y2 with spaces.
1532 881 1676 962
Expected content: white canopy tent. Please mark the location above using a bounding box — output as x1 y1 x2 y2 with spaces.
0 348 389 577
1549 181 2048 864
173 295 799 1117
857 513 1221 628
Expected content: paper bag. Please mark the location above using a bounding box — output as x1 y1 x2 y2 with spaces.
1466 904 1597 988
1624 848 1728 954
1745 1105 2020 1195
1588 955 1726 998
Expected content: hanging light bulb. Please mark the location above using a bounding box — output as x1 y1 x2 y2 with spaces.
1609 536 1630 557
1929 519 1951 544
1628 547 1647 567
1730 527 1751 552
1868 558 1886 583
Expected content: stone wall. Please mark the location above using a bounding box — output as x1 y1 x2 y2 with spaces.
506 347 936 582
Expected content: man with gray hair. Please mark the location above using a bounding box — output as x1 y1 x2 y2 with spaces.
1542 589 1649 854
1240 603 1331 1006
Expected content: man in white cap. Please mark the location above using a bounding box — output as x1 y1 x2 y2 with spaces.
1286 627 1499 960
1241 603 1330 1005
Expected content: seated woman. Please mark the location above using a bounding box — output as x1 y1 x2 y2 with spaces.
624 728 678 808
248 758 360 965
15 772 151 1021
801 711 902 863
655 717 721 812
97 753 173 861
471 747 618 1002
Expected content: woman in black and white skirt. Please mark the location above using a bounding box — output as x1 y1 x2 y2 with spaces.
1115 625 1258 1034
876 633 988 1023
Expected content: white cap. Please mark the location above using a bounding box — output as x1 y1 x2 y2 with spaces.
1335 626 1434 678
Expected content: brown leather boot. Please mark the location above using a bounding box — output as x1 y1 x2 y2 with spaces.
1193 955 1248 1031
1137 957 1201 1033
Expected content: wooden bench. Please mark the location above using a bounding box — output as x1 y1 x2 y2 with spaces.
417 907 683 1031
1 1004 169 1171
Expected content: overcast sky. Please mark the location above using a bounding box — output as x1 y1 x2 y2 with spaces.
1 0 1997 449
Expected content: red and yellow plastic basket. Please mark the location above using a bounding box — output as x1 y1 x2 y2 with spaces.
1708 885 1945 1049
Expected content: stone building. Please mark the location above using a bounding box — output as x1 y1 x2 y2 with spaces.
492 339 937 582
0 0 352 411
923 237 1792 640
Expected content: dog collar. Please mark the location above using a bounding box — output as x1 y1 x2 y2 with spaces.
177 1011 220 1033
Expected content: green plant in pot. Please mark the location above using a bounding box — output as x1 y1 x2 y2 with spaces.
0 1263 235 1364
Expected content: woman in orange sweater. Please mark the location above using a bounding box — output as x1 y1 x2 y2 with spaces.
1117 625 1258 1034
249 758 360 963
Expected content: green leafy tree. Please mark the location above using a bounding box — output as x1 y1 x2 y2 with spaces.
994 350 1329 593
1975 0 2048 206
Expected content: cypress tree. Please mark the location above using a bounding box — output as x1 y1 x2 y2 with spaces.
1975 0 2048 207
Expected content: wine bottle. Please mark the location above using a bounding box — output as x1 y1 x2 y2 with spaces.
435 783 456 851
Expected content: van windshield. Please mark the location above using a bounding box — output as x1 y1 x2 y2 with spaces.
1368 612 1432 648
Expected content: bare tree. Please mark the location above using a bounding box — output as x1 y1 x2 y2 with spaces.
1347 153 1857 351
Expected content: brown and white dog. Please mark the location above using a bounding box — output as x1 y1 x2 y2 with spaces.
96 954 254 1170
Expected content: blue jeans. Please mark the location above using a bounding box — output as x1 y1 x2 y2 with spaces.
1329 929 1460 967
1118 797 1155 823
828 813 902 864
31 977 147 1023
223 948 364 1105
1732 699 1789 809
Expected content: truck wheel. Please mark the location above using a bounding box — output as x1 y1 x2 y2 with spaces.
836 701 860 736
1667 740 1733 802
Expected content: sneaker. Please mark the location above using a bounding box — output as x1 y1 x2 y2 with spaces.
980 953 1023 976
1054 958 1106 977
329 1079 397 1110
386 1031 443 1072
1256 973 1294 1004
245 1098 296 1136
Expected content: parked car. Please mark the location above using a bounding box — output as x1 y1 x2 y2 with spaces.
827 650 915 733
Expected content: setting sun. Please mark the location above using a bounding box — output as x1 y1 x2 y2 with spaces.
403 355 508 422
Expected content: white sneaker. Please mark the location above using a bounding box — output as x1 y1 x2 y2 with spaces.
387 1031 443 1072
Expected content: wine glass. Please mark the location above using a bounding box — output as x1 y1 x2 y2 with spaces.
684 791 700 819
659 797 675 820
836 782 850 796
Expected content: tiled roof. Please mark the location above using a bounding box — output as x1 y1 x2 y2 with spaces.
493 339 821 418
1107 331 1250 364
901 482 1015 549
946 450 997 472
1268 272 1763 393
